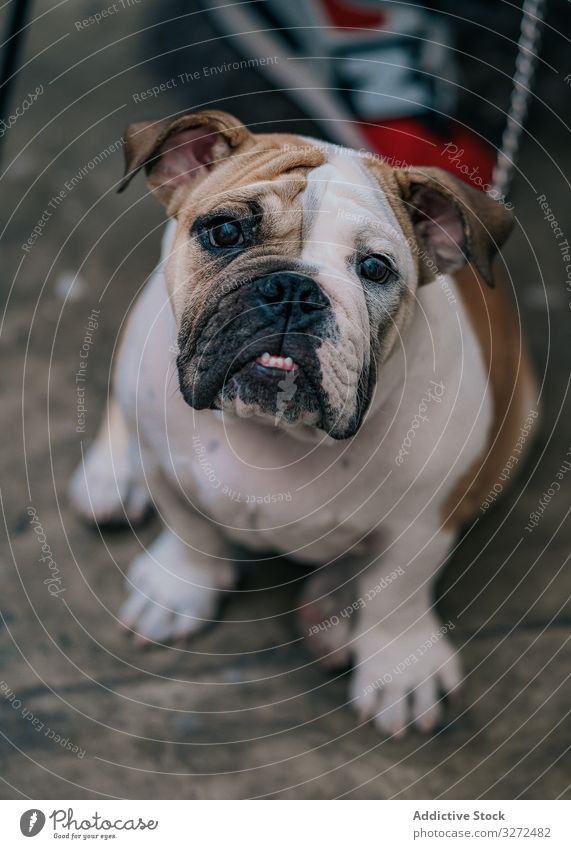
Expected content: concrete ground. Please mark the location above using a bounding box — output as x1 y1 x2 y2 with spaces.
0 0 569 799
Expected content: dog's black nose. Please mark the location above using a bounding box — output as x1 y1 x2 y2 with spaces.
254 272 329 327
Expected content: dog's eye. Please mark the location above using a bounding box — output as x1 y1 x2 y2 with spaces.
358 254 394 284
208 217 244 248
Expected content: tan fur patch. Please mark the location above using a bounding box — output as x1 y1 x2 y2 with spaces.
177 133 325 206
167 134 326 329
442 262 539 528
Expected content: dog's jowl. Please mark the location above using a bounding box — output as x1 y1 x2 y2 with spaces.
69 110 538 736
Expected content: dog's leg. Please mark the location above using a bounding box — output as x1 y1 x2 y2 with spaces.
118 517 236 644
69 396 151 526
348 522 461 736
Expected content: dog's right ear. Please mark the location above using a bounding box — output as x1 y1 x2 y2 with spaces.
118 110 253 207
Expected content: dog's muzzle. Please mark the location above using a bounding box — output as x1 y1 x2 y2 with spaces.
176 269 341 430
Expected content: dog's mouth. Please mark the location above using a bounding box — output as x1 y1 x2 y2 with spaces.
179 336 370 437
212 345 320 427
221 343 305 386
175 274 362 434
254 351 299 375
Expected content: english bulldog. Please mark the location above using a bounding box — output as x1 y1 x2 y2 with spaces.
70 110 538 736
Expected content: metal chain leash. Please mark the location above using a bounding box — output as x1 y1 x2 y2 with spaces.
491 0 547 199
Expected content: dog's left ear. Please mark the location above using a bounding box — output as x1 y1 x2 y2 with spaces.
394 166 513 287
118 110 253 207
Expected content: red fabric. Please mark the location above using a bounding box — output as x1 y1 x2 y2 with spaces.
310 3 495 189
320 0 386 30
359 118 495 188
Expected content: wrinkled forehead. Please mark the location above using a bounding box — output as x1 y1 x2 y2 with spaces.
301 144 414 278
179 135 415 279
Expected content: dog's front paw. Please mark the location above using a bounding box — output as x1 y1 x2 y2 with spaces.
350 615 461 737
119 532 236 644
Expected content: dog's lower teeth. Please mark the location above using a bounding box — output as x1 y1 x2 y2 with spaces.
255 354 298 371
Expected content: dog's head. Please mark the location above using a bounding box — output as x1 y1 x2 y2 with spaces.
120 110 512 440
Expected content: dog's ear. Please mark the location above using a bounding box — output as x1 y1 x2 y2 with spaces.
118 110 253 206
394 166 513 287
